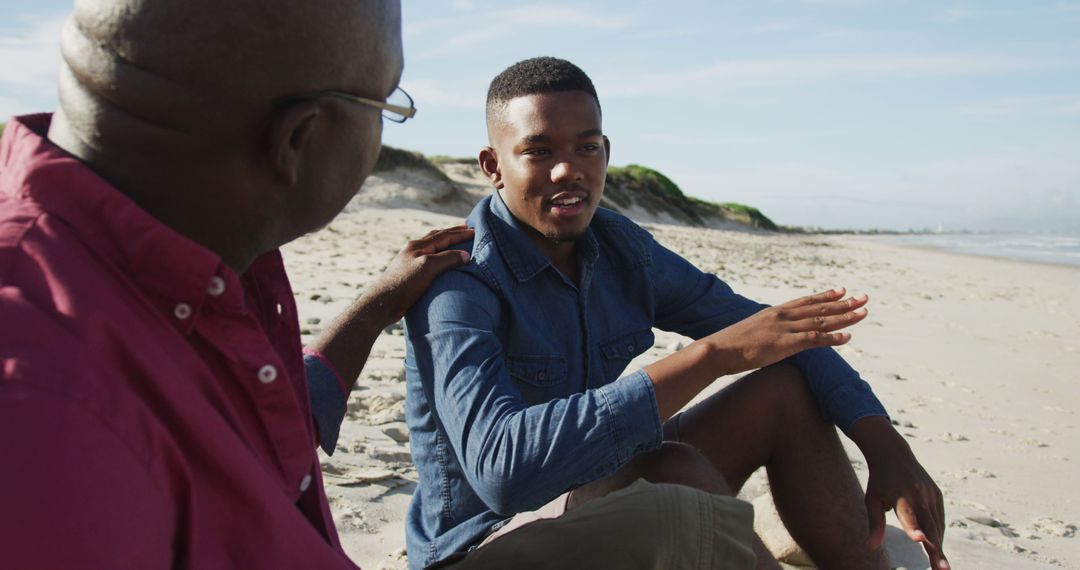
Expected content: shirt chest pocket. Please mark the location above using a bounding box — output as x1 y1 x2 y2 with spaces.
505 354 568 404
506 355 567 386
599 329 655 380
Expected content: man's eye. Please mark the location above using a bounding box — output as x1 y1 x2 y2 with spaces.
524 149 550 157
581 144 600 152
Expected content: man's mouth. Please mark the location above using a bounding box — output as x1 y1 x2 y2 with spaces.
548 193 588 217
551 196 584 207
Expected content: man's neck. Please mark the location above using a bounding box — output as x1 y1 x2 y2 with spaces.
526 232 579 285
47 110 266 274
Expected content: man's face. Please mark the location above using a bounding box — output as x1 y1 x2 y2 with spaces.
298 1 404 235
484 91 609 248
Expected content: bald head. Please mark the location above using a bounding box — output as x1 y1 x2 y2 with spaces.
47 0 405 272
58 0 402 143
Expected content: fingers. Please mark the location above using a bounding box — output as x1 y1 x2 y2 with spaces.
785 293 869 320
894 496 924 543
792 307 869 333
408 225 474 254
800 330 852 348
419 248 471 273
780 287 846 309
864 494 887 551
891 495 949 568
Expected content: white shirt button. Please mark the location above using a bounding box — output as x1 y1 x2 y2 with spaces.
207 276 226 296
174 303 192 320
258 364 278 384
299 473 312 492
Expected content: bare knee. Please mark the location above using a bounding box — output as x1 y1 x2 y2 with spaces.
630 441 733 496
753 363 825 428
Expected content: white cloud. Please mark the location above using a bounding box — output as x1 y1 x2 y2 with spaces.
402 79 484 111
602 54 1056 97
411 4 634 58
0 13 67 118
0 14 65 90
956 94 1080 116
753 20 800 33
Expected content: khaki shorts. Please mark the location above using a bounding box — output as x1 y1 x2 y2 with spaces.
440 479 756 570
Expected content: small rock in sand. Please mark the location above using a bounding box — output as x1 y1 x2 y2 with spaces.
967 515 1004 528
381 423 410 443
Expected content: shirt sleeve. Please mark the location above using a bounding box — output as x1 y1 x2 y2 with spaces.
407 270 663 516
648 235 888 434
0 387 174 569
303 350 348 455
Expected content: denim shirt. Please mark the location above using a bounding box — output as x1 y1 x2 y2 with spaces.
403 192 886 568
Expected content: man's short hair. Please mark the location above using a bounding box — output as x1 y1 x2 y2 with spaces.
486 57 601 124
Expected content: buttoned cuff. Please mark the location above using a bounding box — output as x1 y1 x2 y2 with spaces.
303 351 347 455
820 378 889 436
596 368 664 466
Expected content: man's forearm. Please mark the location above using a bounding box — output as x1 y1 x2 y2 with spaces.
307 290 394 394
848 415 910 461
645 341 728 421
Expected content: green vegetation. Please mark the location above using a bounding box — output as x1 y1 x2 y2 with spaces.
0 122 5 138
689 198 779 231
429 155 476 165
606 164 686 200
604 163 779 231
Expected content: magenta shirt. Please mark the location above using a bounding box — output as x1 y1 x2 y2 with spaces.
0 115 357 569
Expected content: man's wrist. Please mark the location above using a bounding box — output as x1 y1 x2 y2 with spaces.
848 415 912 462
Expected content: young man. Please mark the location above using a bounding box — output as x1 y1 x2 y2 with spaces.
404 57 949 569
1 2 749 568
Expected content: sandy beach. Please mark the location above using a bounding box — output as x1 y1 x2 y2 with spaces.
282 200 1079 569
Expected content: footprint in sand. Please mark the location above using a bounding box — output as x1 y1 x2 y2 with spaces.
948 467 996 480
1029 517 1077 538
931 432 969 443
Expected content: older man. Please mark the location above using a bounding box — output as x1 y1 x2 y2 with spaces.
0 1 754 569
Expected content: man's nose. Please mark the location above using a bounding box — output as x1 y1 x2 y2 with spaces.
550 159 584 184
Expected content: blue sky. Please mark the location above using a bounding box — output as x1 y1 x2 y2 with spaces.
2 1 1078 231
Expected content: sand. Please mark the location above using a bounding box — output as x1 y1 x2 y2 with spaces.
282 200 1079 569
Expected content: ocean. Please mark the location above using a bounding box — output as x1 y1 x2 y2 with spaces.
884 232 1080 268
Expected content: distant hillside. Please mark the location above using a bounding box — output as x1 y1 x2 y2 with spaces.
604 164 778 231
353 146 778 232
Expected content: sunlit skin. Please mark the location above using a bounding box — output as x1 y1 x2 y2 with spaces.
479 91 610 281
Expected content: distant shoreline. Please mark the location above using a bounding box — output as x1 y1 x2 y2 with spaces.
852 232 1080 269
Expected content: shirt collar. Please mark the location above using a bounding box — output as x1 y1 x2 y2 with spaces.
0 114 249 331
471 190 599 283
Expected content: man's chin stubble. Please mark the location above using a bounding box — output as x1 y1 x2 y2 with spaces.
544 230 586 245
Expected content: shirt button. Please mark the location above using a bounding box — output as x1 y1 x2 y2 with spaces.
174 303 192 320
207 276 226 296
258 364 278 384
299 473 313 492
625 343 634 353
537 371 546 381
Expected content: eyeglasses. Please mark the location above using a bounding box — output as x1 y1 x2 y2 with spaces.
275 85 417 123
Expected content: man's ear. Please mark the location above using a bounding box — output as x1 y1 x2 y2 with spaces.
478 146 503 189
603 135 611 166
268 101 322 186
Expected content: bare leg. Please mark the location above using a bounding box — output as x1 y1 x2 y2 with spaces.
671 362 888 569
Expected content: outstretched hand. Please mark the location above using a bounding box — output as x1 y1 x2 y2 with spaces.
708 287 869 377
854 416 950 570
647 287 869 420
